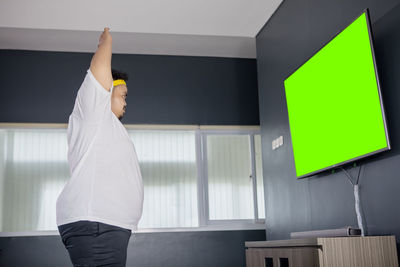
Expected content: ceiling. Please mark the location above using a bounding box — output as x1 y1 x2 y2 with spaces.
0 0 282 58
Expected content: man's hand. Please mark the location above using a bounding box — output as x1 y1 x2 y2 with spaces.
98 27 112 47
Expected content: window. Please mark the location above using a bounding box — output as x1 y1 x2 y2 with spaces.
130 130 198 228
0 129 69 232
201 131 265 225
0 125 265 233
255 134 265 219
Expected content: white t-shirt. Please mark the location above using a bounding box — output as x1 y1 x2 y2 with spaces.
56 69 144 231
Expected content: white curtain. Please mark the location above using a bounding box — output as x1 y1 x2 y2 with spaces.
0 128 264 232
129 130 198 228
0 129 69 232
207 134 255 220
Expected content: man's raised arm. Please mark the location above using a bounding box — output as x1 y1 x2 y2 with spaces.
90 27 113 92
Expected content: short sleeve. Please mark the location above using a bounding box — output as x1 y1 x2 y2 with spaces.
71 69 113 122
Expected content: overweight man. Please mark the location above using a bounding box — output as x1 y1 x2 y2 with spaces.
56 27 144 267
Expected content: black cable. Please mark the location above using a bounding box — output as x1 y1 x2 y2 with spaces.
355 165 362 185
340 167 354 186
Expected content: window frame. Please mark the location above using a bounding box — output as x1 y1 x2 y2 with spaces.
197 129 265 227
0 123 265 237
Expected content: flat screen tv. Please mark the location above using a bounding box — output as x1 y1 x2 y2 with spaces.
283 9 390 178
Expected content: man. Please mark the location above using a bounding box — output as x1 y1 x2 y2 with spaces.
56 27 144 267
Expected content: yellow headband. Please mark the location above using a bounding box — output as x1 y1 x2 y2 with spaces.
113 79 126 87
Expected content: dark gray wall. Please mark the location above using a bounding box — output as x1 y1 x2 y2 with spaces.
0 50 259 125
0 230 265 267
0 50 263 266
256 0 400 246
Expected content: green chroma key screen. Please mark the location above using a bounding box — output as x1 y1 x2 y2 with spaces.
284 11 390 178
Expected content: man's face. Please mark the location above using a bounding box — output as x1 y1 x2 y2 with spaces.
111 84 127 120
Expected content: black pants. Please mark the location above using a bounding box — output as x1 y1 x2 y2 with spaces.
58 220 132 267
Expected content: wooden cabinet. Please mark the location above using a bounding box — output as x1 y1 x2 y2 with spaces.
245 236 398 267
246 246 319 267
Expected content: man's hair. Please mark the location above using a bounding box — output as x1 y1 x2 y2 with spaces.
111 69 129 81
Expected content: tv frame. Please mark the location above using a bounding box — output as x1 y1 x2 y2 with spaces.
283 8 391 179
